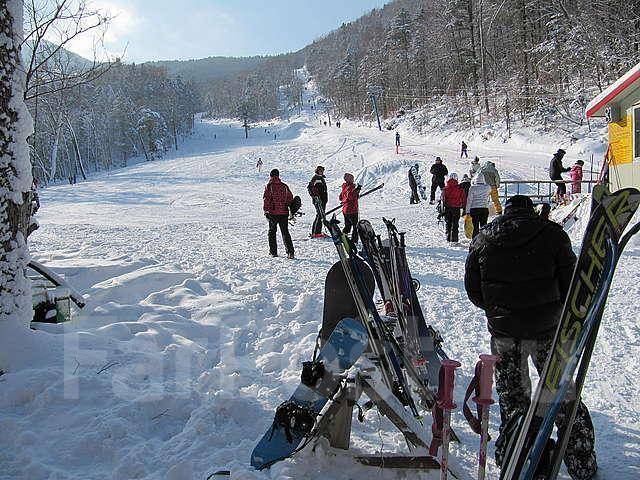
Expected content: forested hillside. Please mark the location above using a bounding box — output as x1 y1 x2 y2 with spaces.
303 0 639 129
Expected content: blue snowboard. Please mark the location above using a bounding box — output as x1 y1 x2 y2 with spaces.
251 317 368 470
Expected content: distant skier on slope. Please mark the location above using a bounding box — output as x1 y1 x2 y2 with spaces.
441 173 466 244
408 164 421 204
339 173 361 244
429 157 448 204
549 148 570 203
461 141 469 158
263 169 295 259
395 131 401 148
308 165 328 238
256 157 263 172
464 195 597 480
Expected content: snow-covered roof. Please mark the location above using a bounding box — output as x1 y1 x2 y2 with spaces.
586 62 640 118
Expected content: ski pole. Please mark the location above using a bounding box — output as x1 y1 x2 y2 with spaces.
439 359 461 480
474 354 499 480
325 183 384 215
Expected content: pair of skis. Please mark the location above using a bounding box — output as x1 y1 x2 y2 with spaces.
500 185 640 480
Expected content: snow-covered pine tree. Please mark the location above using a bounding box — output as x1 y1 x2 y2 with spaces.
0 0 36 370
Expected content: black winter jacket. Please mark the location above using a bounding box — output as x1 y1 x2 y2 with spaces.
549 153 570 180
308 174 328 205
430 163 448 182
464 209 576 339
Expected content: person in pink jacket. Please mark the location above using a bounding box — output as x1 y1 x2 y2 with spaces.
569 160 584 195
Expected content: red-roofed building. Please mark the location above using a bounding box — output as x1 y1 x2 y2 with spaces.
586 62 640 190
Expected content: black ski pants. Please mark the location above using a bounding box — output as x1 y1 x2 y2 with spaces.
469 207 489 238
444 206 461 242
268 214 294 256
430 178 445 202
491 337 597 480
342 213 359 244
312 200 327 236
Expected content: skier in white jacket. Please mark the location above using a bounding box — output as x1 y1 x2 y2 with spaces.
465 173 491 238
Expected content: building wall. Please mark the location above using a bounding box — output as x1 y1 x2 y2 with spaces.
607 101 640 190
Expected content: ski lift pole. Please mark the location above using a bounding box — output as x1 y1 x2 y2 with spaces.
474 354 499 480
439 359 461 480
325 183 385 215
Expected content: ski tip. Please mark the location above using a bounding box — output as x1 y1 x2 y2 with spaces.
206 470 231 478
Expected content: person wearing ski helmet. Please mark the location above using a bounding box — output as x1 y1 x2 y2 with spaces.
339 173 361 244
429 157 448 204
464 195 597 480
549 148 570 202
308 165 328 238
263 169 295 259
441 173 466 243
570 160 585 195
408 163 421 204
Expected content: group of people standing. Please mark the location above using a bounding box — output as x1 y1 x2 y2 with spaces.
263 165 363 258
549 148 585 202
409 154 503 244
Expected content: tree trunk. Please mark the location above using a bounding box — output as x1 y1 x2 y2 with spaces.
0 0 36 353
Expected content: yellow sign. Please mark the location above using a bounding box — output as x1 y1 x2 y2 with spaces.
608 114 632 165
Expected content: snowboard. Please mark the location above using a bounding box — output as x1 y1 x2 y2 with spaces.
251 317 369 470
321 260 375 345
500 185 640 480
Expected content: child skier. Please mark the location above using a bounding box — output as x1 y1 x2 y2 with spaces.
339 173 361 244
570 160 584 195
442 173 466 244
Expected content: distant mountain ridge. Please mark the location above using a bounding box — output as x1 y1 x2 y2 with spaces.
145 56 268 84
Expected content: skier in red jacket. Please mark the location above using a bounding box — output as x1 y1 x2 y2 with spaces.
263 169 295 258
339 173 361 244
442 173 466 243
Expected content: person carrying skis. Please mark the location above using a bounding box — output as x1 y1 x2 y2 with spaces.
308 165 328 238
479 160 502 214
429 157 448 204
470 156 480 178
570 160 584 195
408 163 421 204
549 148 570 203
263 169 295 259
441 173 466 244
464 195 597 480
464 172 491 238
256 157 263 172
461 141 469 158
339 173 361 244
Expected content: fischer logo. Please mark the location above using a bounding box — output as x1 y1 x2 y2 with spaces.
545 191 631 393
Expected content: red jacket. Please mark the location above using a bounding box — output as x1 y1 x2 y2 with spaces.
263 177 293 215
443 178 466 208
339 182 359 215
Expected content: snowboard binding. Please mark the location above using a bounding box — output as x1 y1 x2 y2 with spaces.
269 401 316 444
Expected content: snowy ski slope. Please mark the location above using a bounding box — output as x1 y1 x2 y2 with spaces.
1 81 639 480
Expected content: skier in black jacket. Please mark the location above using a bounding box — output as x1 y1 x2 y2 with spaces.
429 157 448 204
308 165 328 237
464 195 597 480
549 148 570 202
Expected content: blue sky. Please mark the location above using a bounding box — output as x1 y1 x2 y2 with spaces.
68 0 389 62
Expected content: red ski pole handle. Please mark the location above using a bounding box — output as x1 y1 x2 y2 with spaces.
439 359 461 410
474 354 499 406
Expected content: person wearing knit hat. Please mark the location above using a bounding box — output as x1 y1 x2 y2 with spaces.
464 196 596 478
339 173 361 244
263 169 295 258
307 165 328 238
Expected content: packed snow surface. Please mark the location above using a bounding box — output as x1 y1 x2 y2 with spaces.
1 78 639 480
